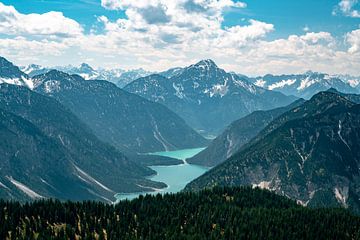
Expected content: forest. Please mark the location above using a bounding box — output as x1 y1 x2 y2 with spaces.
1 187 359 240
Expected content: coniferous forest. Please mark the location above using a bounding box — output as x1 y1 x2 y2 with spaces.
1 187 360 240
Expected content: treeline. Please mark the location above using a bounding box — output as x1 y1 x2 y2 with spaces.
1 187 360 240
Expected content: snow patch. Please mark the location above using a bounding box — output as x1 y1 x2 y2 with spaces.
297 77 317 90
0 77 23 86
338 120 351 150
151 117 173 151
7 176 44 199
233 78 257 94
226 133 235 158
210 81 229 97
0 181 9 190
40 178 57 191
296 199 309 206
334 187 348 207
44 80 61 93
252 181 271 190
348 79 360 87
73 165 114 193
254 79 266 88
21 76 34 89
268 79 296 90
173 83 186 99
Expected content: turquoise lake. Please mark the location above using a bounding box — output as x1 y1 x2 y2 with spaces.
115 148 208 201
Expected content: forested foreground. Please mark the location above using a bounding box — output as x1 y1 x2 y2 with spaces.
1 187 360 240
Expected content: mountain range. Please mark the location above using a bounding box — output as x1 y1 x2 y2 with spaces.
186 90 360 212
1 56 207 154
251 72 359 99
21 63 152 88
125 59 298 135
33 70 208 153
0 84 165 202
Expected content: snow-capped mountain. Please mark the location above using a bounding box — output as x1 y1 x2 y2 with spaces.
251 72 358 99
125 59 297 135
21 62 153 87
334 74 360 89
0 57 33 89
20 64 51 77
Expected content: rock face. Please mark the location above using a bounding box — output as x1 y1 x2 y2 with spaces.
251 72 358 99
0 84 165 202
187 99 305 167
186 90 360 212
125 59 297 135
33 70 208 153
0 57 33 89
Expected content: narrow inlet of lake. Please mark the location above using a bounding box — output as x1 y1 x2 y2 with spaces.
115 148 208 201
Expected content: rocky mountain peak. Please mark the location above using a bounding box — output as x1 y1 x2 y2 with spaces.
192 59 218 70
78 63 95 72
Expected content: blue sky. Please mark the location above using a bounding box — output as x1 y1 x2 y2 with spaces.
0 0 359 75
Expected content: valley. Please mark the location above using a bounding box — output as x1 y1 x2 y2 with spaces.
116 148 209 201
2 0 360 238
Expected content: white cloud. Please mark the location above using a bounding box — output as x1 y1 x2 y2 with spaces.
0 2 360 76
303 26 310 32
346 28 360 53
0 2 83 37
334 0 360 18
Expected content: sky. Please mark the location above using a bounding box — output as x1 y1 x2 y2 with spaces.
0 0 359 76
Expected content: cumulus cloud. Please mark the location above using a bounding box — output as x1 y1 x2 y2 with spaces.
0 2 83 37
0 2 360 76
333 0 360 18
346 29 360 53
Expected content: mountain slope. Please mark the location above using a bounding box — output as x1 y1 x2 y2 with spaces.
187 99 305 167
0 84 165 202
125 59 297 135
186 91 360 211
252 72 358 99
0 57 33 89
33 70 208 153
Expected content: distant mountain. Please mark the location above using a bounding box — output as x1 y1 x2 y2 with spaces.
33 70 208 153
0 84 165 202
114 68 153 87
251 72 358 99
125 59 297 135
22 62 153 87
187 99 305 167
335 74 360 89
21 64 52 77
187 90 360 211
0 57 33 88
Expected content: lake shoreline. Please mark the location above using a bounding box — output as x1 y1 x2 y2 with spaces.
115 148 208 202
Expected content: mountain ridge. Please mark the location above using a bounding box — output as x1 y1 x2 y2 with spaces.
186 90 360 212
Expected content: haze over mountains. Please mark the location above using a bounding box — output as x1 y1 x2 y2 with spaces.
21 63 152 88
2 54 360 212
